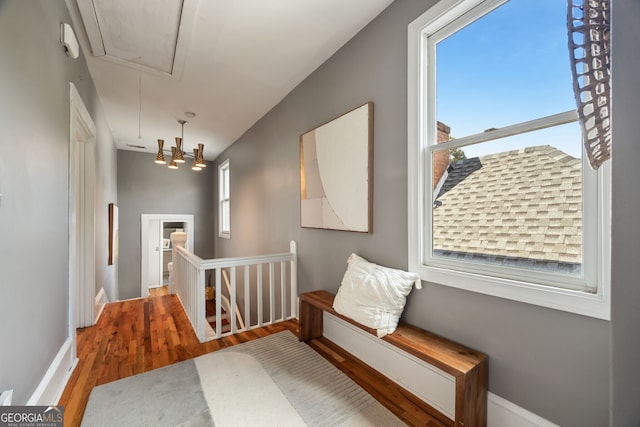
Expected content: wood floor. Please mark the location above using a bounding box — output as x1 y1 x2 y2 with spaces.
59 289 447 427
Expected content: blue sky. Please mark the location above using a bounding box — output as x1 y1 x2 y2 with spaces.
436 0 582 158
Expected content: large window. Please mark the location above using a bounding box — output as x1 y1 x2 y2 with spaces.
408 0 610 318
218 159 230 238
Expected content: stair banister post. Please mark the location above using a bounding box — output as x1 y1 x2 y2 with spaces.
170 232 188 294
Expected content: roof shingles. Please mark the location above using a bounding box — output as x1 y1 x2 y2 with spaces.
433 145 582 270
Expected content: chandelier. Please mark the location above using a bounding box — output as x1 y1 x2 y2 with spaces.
154 119 206 171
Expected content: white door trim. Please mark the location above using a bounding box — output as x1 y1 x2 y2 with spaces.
141 214 194 297
68 83 97 352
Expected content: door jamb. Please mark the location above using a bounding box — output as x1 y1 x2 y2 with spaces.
68 83 97 354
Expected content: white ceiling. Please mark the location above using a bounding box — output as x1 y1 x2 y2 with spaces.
65 0 394 161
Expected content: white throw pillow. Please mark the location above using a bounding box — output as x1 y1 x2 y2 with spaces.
333 253 421 337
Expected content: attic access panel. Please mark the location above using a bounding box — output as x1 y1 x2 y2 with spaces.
76 0 197 78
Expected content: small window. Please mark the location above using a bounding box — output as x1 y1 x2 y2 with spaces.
218 159 230 238
408 0 610 319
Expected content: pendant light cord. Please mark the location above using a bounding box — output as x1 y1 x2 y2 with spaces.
138 57 142 139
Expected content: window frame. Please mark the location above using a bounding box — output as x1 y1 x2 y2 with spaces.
218 159 231 239
407 0 611 319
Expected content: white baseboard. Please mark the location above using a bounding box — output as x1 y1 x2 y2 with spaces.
27 337 77 405
95 287 108 322
488 393 559 427
322 312 558 427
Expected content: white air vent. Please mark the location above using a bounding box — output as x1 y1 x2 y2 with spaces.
126 143 147 149
75 0 197 78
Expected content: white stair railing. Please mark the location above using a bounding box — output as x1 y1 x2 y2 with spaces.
222 270 245 330
171 239 297 342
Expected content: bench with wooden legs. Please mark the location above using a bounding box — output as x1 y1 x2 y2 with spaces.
298 290 488 427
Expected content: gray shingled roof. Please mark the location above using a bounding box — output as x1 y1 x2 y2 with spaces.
433 145 582 273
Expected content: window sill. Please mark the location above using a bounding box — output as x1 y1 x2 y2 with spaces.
415 264 610 320
218 232 231 240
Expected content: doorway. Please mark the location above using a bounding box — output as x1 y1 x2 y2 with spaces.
140 214 194 297
68 83 96 341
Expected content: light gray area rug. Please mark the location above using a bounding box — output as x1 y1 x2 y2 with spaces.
81 357 213 427
81 330 405 426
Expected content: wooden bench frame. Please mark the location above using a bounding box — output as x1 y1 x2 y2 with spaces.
299 290 488 427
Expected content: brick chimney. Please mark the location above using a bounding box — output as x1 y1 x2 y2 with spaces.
433 121 451 189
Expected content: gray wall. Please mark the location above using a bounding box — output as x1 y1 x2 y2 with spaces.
0 0 117 404
117 150 215 300
610 0 640 425
211 1 636 425
94 85 119 303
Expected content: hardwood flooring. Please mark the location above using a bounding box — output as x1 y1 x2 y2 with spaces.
309 337 450 427
59 289 446 427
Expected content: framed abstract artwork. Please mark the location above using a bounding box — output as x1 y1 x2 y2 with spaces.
300 102 373 233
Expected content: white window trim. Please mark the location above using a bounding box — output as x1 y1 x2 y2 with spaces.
218 159 230 239
407 0 611 320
